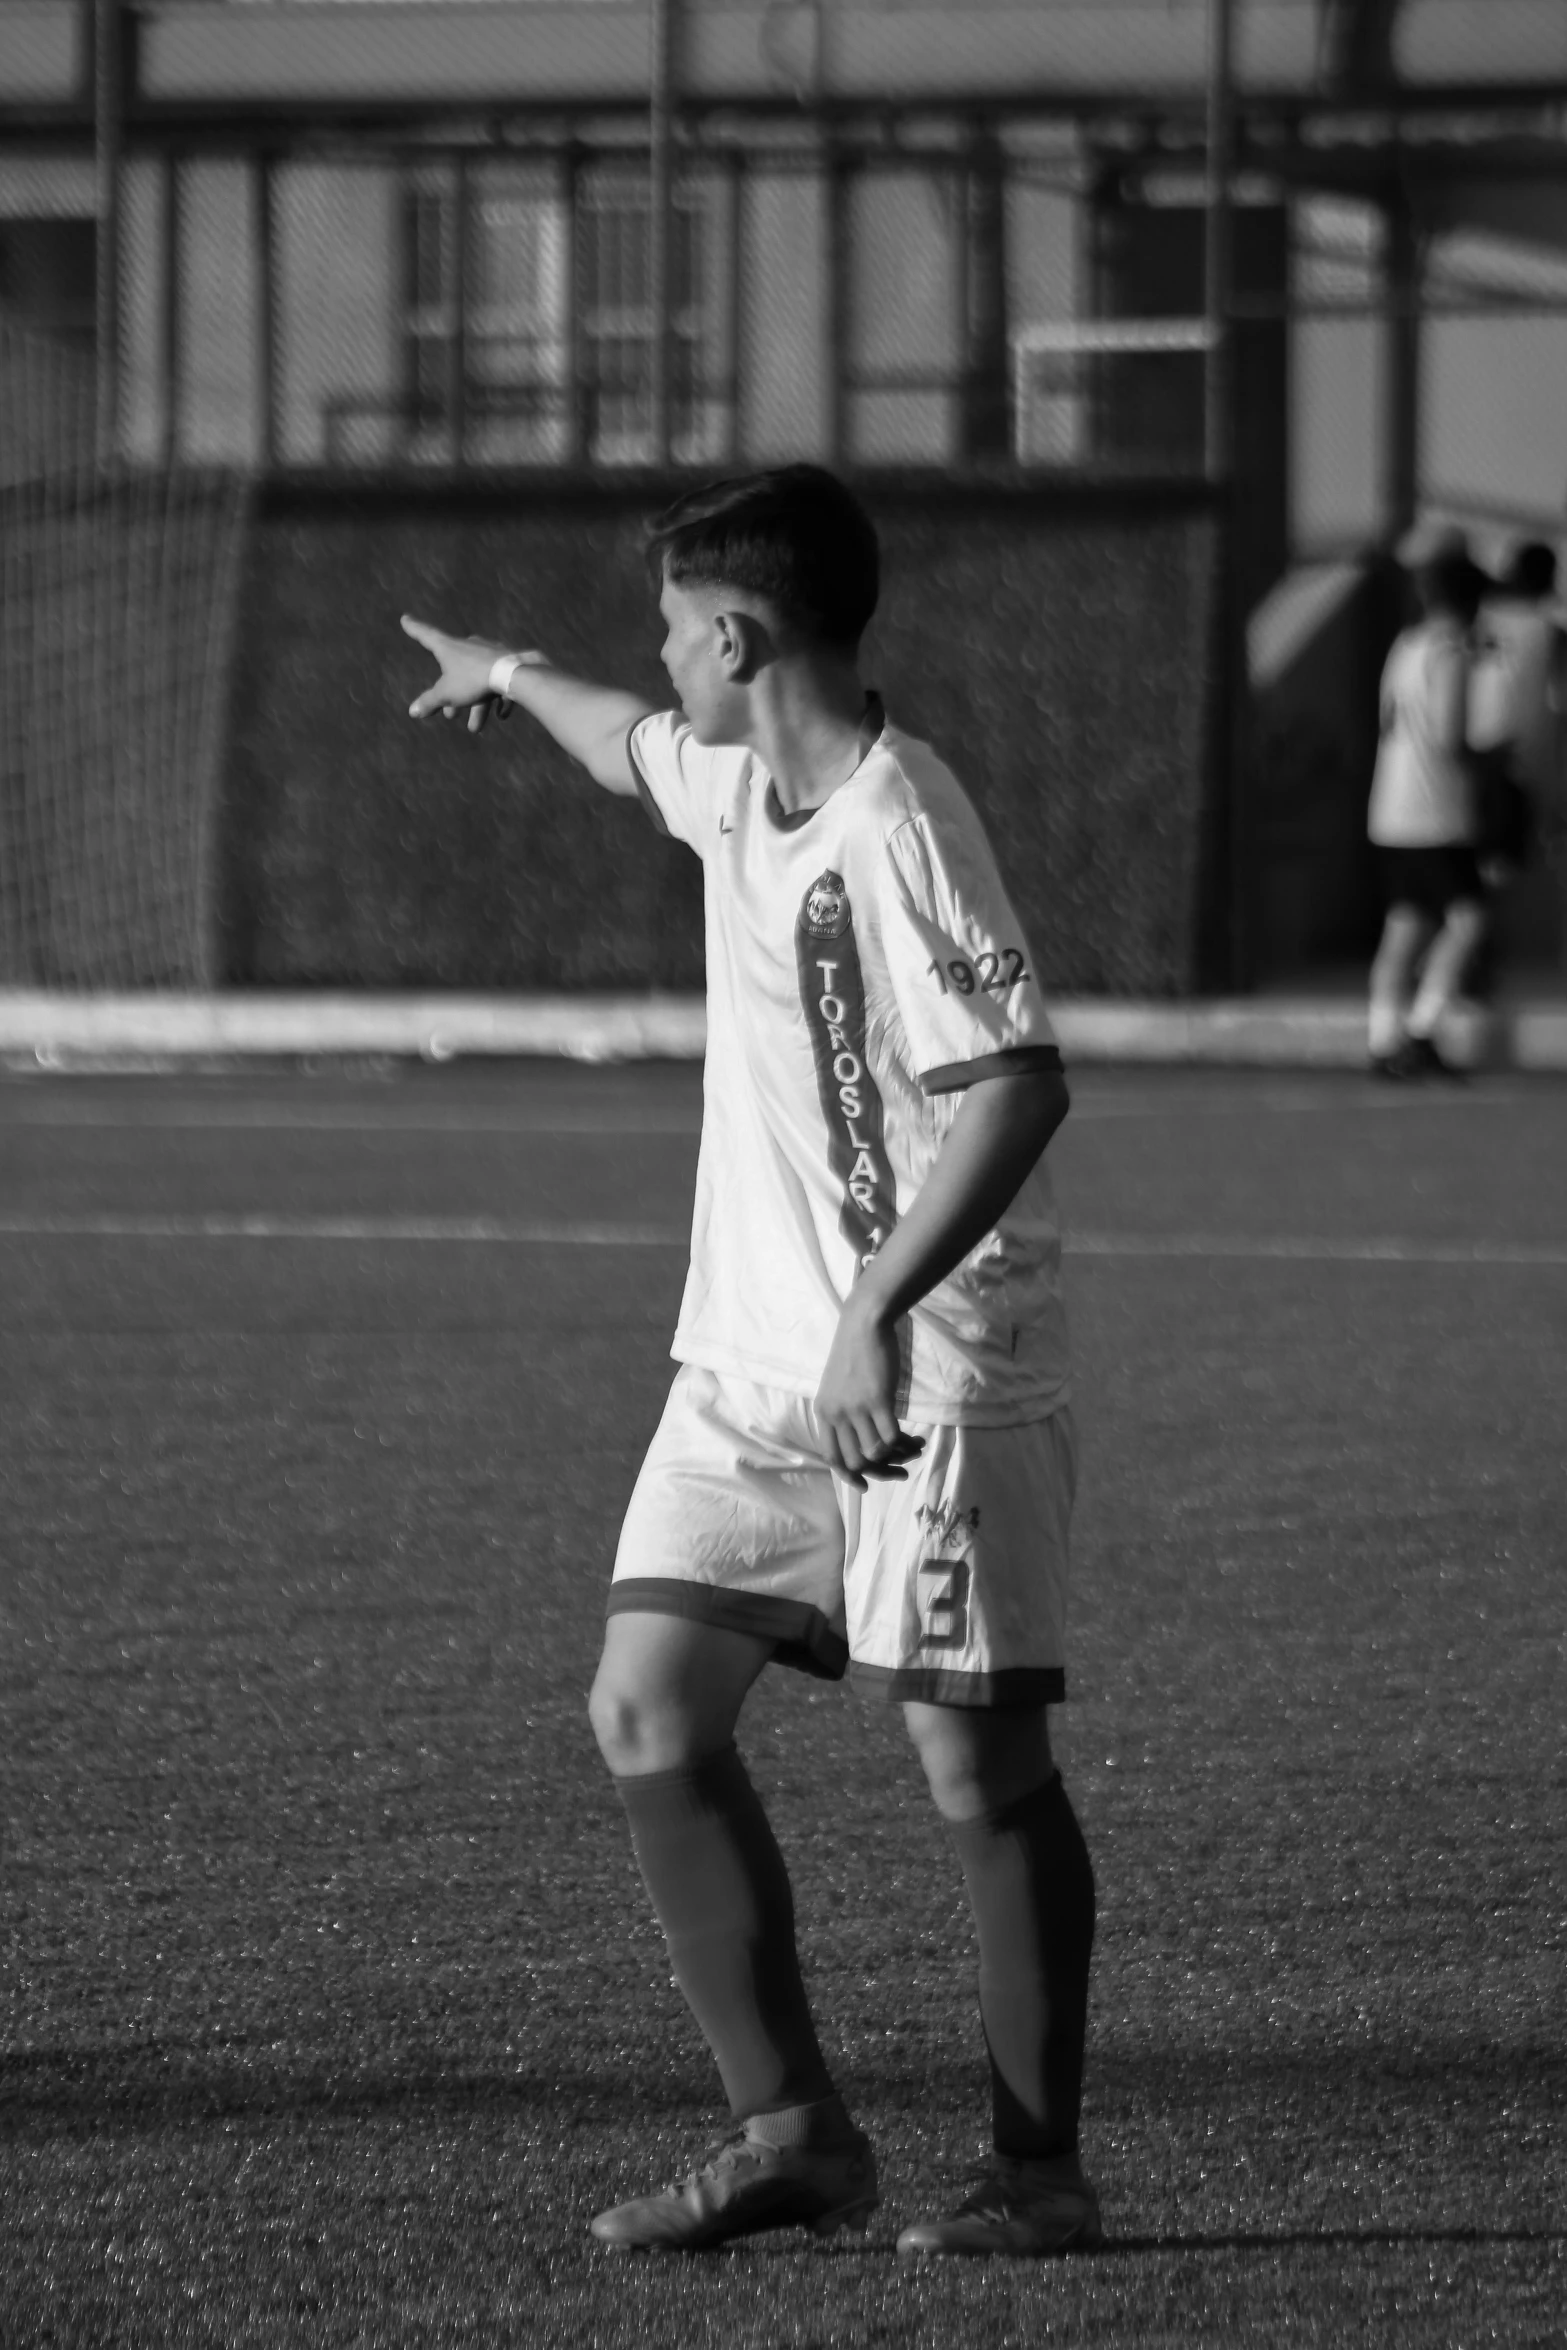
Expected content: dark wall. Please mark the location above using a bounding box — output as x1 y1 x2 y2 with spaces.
1092 197 1289 619
221 476 1220 996
0 222 96 350
1249 558 1402 980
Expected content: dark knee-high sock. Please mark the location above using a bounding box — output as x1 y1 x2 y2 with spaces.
615 1742 836 2121
946 1771 1095 2159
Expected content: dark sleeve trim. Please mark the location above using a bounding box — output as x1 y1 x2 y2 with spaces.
919 1043 1065 1096
625 719 670 837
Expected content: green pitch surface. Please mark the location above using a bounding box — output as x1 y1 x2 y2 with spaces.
3 1064 1563 2348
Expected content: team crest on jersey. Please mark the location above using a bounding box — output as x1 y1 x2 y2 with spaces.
793 868 899 1277
799 870 850 941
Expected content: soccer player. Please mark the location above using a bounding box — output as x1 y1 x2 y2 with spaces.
402 466 1100 2259
1471 540 1563 882
1367 530 1488 1078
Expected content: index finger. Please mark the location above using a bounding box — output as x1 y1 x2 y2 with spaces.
400 615 443 652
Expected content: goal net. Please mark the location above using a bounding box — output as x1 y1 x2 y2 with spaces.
1012 318 1215 471
0 313 252 989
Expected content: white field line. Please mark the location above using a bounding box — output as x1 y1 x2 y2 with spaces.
0 1086 1554 1135
0 1106 703 1136
1065 1232 1567 1266
0 1212 1565 1265
1068 1086 1557 1120
0 1212 688 1246
0 1113 700 1132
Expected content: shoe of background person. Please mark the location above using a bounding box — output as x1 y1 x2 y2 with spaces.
1405 1033 1467 1079
590 2124 878 2252
1370 1039 1426 1081
896 2152 1103 2258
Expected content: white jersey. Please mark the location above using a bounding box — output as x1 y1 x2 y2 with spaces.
628 704 1071 1428
1368 616 1474 847
1471 599 1562 793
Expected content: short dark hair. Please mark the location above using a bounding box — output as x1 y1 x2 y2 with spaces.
646 465 880 649
1417 547 1485 626
1505 541 1557 600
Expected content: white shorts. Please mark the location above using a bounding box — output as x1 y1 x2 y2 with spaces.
609 1363 1077 1707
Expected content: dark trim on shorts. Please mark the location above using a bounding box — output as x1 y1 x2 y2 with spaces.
607 1578 849 1682
1375 843 1483 920
625 721 670 837
920 1044 1064 1097
850 1660 1066 1707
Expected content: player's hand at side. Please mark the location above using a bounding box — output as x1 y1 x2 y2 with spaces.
815 1290 925 1491
402 614 524 736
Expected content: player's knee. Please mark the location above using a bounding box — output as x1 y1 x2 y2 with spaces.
587 1671 695 1776
587 1673 642 1773
916 1748 991 1820
904 1702 1053 1823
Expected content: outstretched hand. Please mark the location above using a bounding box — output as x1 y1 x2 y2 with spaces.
402 614 521 735
815 1290 925 1491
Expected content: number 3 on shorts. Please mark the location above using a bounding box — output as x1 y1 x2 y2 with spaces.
917 1555 970 1651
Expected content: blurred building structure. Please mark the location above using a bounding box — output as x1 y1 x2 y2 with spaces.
2 0 1565 979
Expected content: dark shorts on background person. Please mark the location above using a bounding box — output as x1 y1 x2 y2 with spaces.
1472 748 1537 870
1376 844 1484 921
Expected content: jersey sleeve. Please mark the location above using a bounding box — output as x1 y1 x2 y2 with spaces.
626 709 726 851
879 811 1061 1094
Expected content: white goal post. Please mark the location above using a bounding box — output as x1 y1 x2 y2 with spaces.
1011 318 1217 466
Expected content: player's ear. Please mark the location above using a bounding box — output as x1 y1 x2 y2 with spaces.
712 608 745 679
716 608 770 683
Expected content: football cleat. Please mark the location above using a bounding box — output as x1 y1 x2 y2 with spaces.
896 2152 1103 2258
590 2124 879 2253
1370 1040 1426 1081
1405 1033 1467 1080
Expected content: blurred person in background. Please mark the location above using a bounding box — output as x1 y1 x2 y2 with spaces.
1469 540 1564 928
1366 529 1490 1079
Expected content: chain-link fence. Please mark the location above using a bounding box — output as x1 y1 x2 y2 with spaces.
6 28 1567 993
94 125 1232 482
0 311 252 985
9 97 1567 537
55 125 1560 546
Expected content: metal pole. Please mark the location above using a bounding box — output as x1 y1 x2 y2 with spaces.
723 147 743 461
1201 0 1247 988
254 152 279 471
1202 0 1233 482
160 152 180 466
94 0 123 466
961 121 1009 461
561 142 585 466
1385 183 1421 537
450 152 469 467
824 138 849 469
649 0 677 466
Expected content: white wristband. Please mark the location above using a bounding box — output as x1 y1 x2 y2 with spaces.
488 652 525 701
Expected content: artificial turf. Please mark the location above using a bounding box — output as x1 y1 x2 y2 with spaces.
2 1064 1563 2347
